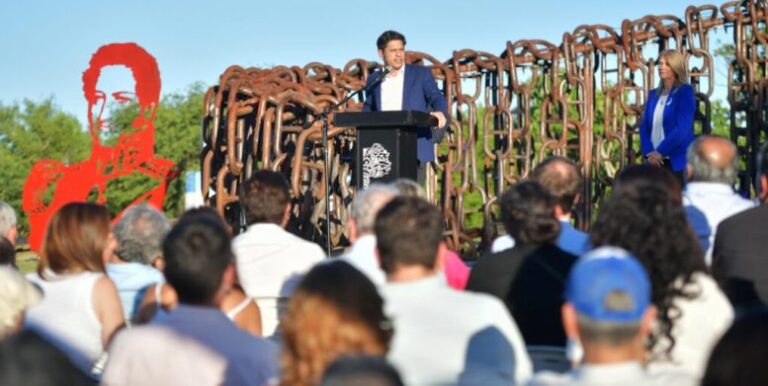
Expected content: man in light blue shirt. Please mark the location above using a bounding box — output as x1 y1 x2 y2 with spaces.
492 157 589 256
106 204 167 321
683 136 753 265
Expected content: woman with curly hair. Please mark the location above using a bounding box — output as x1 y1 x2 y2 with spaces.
590 165 733 378
280 260 392 386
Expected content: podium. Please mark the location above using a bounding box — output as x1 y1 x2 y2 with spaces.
334 111 437 189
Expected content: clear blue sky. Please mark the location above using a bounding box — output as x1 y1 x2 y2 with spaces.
1 0 722 126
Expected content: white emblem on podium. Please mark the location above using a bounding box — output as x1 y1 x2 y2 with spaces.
362 143 392 188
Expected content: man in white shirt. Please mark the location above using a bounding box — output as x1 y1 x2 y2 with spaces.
375 196 532 385
340 183 399 286
683 135 753 265
528 247 696 386
232 170 326 338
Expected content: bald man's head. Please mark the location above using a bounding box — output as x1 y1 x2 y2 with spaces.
687 136 739 184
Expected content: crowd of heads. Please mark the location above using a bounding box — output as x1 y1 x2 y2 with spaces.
0 132 767 385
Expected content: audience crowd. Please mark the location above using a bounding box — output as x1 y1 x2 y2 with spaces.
0 135 767 385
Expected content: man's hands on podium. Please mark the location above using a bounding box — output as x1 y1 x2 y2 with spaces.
430 111 447 129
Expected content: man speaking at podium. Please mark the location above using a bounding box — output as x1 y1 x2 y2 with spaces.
362 30 449 182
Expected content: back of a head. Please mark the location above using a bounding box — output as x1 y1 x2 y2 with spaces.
566 247 651 347
614 165 682 203
241 170 290 226
282 261 392 386
531 157 582 214
374 197 443 274
162 211 233 305
0 329 93 386
0 237 15 267
40 202 110 276
687 135 739 184
351 184 399 235
389 178 424 199
702 309 768 386
0 266 42 337
499 181 560 245
113 203 170 264
0 201 17 241
321 355 404 386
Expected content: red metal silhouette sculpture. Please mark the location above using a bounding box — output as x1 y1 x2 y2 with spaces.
22 43 176 252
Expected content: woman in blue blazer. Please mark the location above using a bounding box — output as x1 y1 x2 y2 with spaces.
639 50 696 183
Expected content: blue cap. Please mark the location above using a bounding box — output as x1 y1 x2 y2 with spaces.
565 246 651 323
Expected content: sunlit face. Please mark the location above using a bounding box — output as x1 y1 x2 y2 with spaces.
658 56 676 82
378 39 405 71
88 65 139 139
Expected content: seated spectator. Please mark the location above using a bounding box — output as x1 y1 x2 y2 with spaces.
0 266 42 337
341 183 399 285
281 261 392 386
134 208 262 335
0 329 93 386
234 170 326 338
467 181 577 346
0 237 16 267
389 178 470 290
321 355 404 386
103 210 278 386
712 142 768 312
106 204 167 321
528 247 696 386
492 157 589 255
702 309 768 386
0 201 18 245
376 197 532 385
683 136 753 265
25 202 124 370
591 166 733 378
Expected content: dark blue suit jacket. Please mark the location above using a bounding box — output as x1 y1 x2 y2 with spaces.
362 64 449 163
639 83 696 172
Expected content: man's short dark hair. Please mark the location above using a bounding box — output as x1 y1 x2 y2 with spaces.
374 197 443 274
499 181 560 244
376 30 406 51
162 210 233 305
531 156 582 214
321 355 404 386
241 170 291 225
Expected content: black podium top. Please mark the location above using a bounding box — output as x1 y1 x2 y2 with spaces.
334 111 437 128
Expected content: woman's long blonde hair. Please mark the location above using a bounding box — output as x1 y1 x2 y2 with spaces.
657 50 689 92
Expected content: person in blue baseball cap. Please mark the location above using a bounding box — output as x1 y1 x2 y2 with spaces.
528 246 696 386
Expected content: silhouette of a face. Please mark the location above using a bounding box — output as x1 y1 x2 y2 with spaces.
89 65 143 142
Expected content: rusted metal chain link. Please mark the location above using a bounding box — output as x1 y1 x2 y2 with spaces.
202 0 766 257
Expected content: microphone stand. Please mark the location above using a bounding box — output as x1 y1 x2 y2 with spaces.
310 67 390 257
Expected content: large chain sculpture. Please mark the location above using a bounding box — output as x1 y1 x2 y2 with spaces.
202 1 767 257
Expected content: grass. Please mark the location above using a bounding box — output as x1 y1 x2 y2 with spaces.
16 250 39 274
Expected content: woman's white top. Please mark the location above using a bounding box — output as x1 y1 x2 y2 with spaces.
651 93 668 149
25 270 104 363
648 272 734 379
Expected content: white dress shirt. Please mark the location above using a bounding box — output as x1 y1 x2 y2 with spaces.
339 234 386 286
683 182 754 265
380 65 405 111
232 223 326 338
383 276 532 385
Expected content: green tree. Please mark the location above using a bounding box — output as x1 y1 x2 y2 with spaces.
106 83 206 219
0 99 91 234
